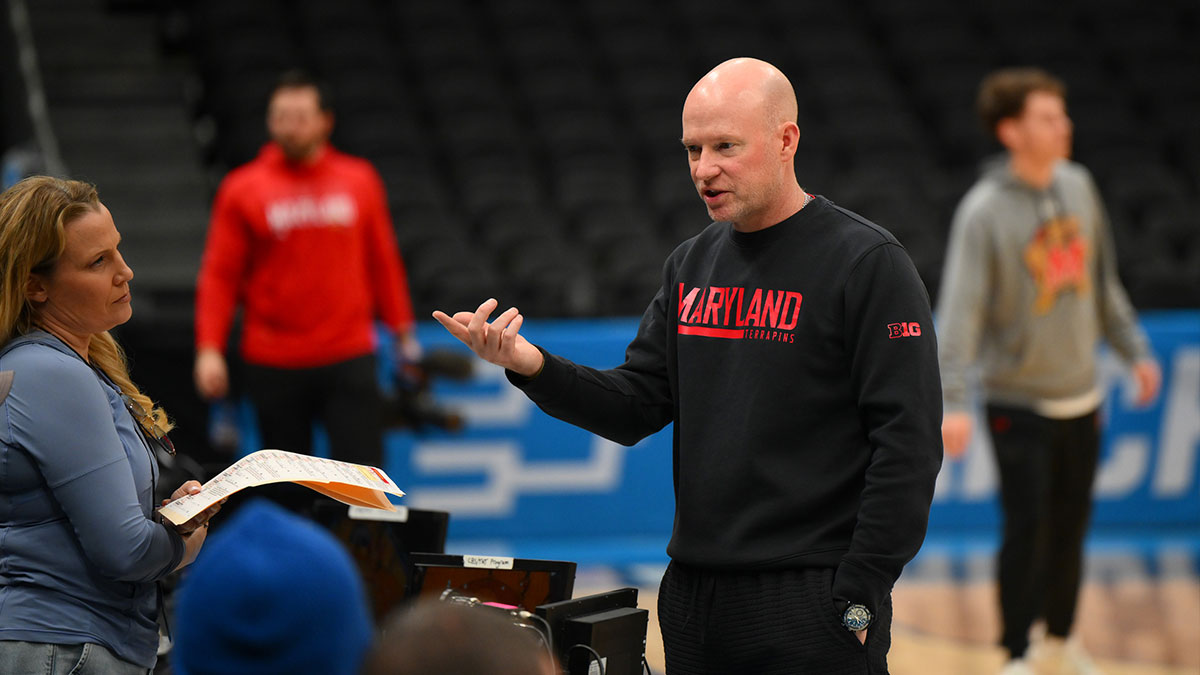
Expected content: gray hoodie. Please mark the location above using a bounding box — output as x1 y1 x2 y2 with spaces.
936 158 1150 414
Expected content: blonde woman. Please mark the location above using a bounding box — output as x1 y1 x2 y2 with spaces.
0 177 218 674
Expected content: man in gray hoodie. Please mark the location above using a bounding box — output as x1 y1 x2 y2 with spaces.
936 68 1161 675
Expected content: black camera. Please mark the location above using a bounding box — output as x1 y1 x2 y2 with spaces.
383 350 473 432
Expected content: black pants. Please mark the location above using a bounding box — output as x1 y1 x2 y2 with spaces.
238 354 384 515
986 405 1100 659
657 562 891 674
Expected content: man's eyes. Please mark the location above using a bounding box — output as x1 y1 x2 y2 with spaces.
683 143 735 155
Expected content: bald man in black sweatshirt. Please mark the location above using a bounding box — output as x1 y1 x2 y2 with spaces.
435 58 943 675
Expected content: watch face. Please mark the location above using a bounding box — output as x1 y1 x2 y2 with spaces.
843 604 872 631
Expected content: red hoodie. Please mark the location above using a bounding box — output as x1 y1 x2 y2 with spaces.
195 143 414 368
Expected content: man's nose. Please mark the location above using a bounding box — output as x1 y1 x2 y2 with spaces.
693 150 720 179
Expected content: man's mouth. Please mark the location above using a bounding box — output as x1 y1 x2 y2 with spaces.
702 188 727 200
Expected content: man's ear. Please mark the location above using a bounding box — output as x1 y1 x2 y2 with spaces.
995 118 1020 152
25 274 48 303
780 121 800 161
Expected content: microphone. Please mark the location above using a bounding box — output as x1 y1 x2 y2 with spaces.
439 587 479 607
437 588 556 662
438 588 533 618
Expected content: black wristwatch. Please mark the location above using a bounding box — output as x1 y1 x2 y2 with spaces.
838 601 872 632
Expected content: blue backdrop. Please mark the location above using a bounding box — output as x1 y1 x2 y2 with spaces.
232 311 1200 565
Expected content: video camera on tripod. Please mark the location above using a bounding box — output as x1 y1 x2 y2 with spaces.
384 349 473 432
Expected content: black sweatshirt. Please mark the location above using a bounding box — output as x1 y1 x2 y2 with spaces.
509 196 943 614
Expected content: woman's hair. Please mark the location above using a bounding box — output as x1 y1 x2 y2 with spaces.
0 176 171 436
977 67 1066 140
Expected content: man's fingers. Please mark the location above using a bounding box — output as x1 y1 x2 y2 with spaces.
504 313 525 342
1134 361 1160 407
434 301 527 369
433 310 462 332
943 425 968 458
433 310 475 345
502 314 527 360
467 298 498 341
487 307 521 348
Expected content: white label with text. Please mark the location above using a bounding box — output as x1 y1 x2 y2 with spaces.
463 555 515 569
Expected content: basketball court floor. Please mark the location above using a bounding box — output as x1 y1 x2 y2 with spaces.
574 544 1200 674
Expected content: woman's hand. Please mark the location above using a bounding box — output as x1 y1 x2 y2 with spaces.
162 480 225 535
175 522 208 571
162 480 222 571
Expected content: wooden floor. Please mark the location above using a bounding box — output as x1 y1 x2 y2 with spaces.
584 574 1200 674
888 578 1200 674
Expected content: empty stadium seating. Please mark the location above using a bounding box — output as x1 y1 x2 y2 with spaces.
36 0 1200 316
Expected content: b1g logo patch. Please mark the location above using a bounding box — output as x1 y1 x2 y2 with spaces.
887 322 922 339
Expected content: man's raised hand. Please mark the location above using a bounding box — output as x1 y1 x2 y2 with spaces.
432 298 544 377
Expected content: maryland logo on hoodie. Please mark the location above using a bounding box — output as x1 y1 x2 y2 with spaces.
1023 214 1091 315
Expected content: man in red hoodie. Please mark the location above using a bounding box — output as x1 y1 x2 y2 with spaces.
194 71 418 484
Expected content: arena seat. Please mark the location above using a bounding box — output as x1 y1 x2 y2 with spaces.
174 0 1198 314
